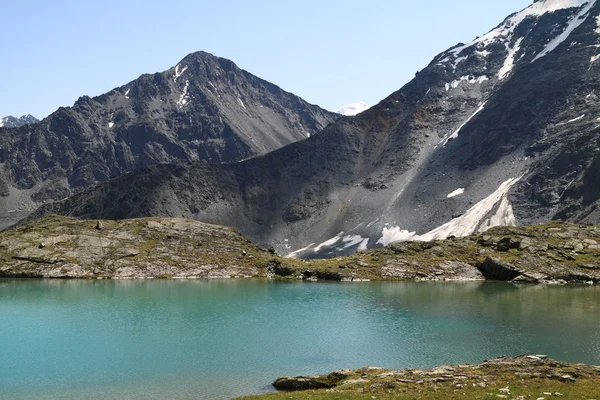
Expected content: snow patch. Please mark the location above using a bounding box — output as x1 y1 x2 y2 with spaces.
447 188 465 198
340 235 368 250
336 102 370 116
314 233 344 252
446 76 489 92
452 56 468 69
591 54 600 63
0 119 4 128
124 88 130 98
498 37 524 80
564 114 586 124
358 238 369 251
377 177 522 246
287 232 369 256
532 0 596 62
438 102 487 147
596 14 600 34
174 65 188 82
479 195 516 232
108 122 114 128
377 228 417 247
419 176 522 241
451 0 593 57
238 98 246 110
177 80 190 108
286 243 316 259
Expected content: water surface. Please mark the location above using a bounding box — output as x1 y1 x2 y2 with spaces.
1 279 599 399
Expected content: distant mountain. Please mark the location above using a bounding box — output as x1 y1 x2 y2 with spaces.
28 1 600 258
0 114 38 128
0 51 337 224
335 102 370 116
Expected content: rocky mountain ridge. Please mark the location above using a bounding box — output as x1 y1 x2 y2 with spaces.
0 51 337 229
37 1 600 257
0 114 38 128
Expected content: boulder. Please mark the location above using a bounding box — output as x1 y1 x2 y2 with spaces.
273 371 348 391
477 257 522 281
519 237 548 253
496 237 521 251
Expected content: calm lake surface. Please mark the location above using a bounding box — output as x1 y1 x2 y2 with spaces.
1 280 600 399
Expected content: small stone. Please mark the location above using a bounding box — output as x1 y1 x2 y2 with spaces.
554 392 563 397
39 243 45 248
95 221 103 230
499 387 511 393
559 374 575 382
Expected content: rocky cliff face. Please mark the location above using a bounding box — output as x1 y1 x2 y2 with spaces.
27 1 600 257
0 51 337 227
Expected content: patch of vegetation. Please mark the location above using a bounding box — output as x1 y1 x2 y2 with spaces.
239 356 600 400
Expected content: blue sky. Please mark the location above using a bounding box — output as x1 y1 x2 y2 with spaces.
2 0 530 118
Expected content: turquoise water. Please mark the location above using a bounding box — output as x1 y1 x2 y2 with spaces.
1 280 600 399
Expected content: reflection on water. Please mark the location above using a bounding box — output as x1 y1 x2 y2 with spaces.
0 279 599 400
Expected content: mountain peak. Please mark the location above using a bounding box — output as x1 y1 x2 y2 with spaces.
0 114 39 128
335 102 370 116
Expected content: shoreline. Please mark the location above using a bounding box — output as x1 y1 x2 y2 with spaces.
241 355 600 399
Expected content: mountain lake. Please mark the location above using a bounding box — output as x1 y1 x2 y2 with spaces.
1 279 599 399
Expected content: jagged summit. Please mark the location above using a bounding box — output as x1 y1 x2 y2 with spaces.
0 114 38 128
335 102 370 116
0 51 337 227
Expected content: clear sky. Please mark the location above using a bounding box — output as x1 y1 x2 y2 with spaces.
1 0 530 119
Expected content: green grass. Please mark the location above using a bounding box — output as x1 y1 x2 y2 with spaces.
239 367 600 400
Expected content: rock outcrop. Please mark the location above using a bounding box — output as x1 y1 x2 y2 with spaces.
0 215 271 279
2 216 599 283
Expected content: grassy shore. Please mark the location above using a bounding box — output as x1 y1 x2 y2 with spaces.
240 355 600 400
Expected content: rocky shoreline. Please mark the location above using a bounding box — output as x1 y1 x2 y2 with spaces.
241 355 600 399
0 215 599 283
